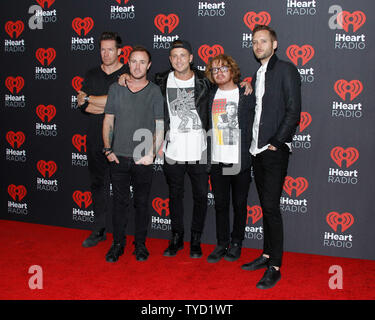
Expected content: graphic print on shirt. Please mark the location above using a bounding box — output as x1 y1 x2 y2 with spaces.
212 98 239 145
167 87 201 133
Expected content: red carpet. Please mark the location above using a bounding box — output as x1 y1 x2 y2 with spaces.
1 220 374 300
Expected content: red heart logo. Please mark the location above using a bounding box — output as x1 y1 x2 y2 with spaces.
72 17 94 36
337 11 366 32
154 14 179 34
118 46 133 64
152 197 170 217
35 48 56 66
326 212 354 232
198 44 224 64
299 112 312 132
72 76 84 93
36 0 55 8
286 45 314 66
8 184 27 202
5 76 24 94
37 160 58 178
243 11 271 31
334 79 363 101
6 131 25 149
36 104 56 122
73 191 92 208
5 20 24 39
283 176 308 197
246 205 263 224
72 134 87 153
330 147 359 168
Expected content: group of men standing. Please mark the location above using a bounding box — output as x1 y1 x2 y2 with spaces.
77 25 301 290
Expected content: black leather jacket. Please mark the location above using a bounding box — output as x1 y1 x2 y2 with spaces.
251 54 301 150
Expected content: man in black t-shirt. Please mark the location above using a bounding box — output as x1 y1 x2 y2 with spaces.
77 31 128 248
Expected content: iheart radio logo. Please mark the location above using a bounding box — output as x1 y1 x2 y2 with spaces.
72 17 94 36
5 21 24 38
330 147 359 168
152 197 170 217
115 0 131 3
6 131 25 148
5 76 24 94
246 205 263 224
36 104 56 122
73 191 92 208
334 79 363 101
8 184 27 202
37 160 57 178
72 76 83 93
154 14 179 34
35 48 56 66
283 176 308 197
198 44 224 64
36 0 55 8
286 45 314 66
72 134 87 153
299 112 312 132
243 11 271 31
118 46 133 64
326 212 354 232
243 77 253 83
337 11 366 32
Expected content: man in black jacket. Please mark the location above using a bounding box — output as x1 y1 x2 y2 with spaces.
241 25 301 289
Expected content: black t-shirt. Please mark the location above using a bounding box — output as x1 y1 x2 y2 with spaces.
80 64 129 149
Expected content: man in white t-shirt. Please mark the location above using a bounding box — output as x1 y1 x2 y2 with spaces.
204 54 254 264
155 40 212 258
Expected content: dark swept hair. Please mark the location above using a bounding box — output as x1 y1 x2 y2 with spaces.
252 25 277 42
129 45 152 63
99 31 122 48
205 53 241 84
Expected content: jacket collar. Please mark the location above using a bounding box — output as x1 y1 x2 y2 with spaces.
266 53 278 71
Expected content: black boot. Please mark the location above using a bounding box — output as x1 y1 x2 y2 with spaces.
82 228 106 248
163 232 184 257
190 231 202 258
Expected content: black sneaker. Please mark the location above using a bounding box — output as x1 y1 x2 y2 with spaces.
105 242 124 263
207 245 228 263
82 230 106 248
256 266 281 289
224 242 242 262
133 242 149 261
163 233 184 257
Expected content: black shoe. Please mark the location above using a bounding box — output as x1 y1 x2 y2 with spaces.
105 242 124 263
207 245 228 263
224 242 242 262
241 255 269 271
190 231 202 258
163 232 184 257
82 230 106 248
256 266 281 289
133 242 149 261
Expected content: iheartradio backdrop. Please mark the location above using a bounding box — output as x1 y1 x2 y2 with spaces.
1 0 374 260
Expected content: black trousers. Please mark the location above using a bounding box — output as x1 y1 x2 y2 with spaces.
163 159 208 235
252 148 290 267
110 157 153 247
210 164 252 246
87 146 110 232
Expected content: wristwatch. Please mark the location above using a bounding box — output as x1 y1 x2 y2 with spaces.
84 95 90 103
102 147 112 154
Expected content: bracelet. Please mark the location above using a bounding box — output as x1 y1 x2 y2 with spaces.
105 150 113 156
102 147 112 154
84 95 90 103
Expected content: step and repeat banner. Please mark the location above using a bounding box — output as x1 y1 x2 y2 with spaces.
1 0 374 260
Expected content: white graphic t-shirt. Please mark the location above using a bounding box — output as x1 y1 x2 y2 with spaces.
211 87 240 164
164 71 206 161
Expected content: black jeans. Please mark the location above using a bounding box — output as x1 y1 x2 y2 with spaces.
87 146 110 232
163 159 208 235
110 157 153 247
252 148 290 267
210 164 252 246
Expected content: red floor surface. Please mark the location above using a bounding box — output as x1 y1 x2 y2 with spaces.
1 220 374 300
